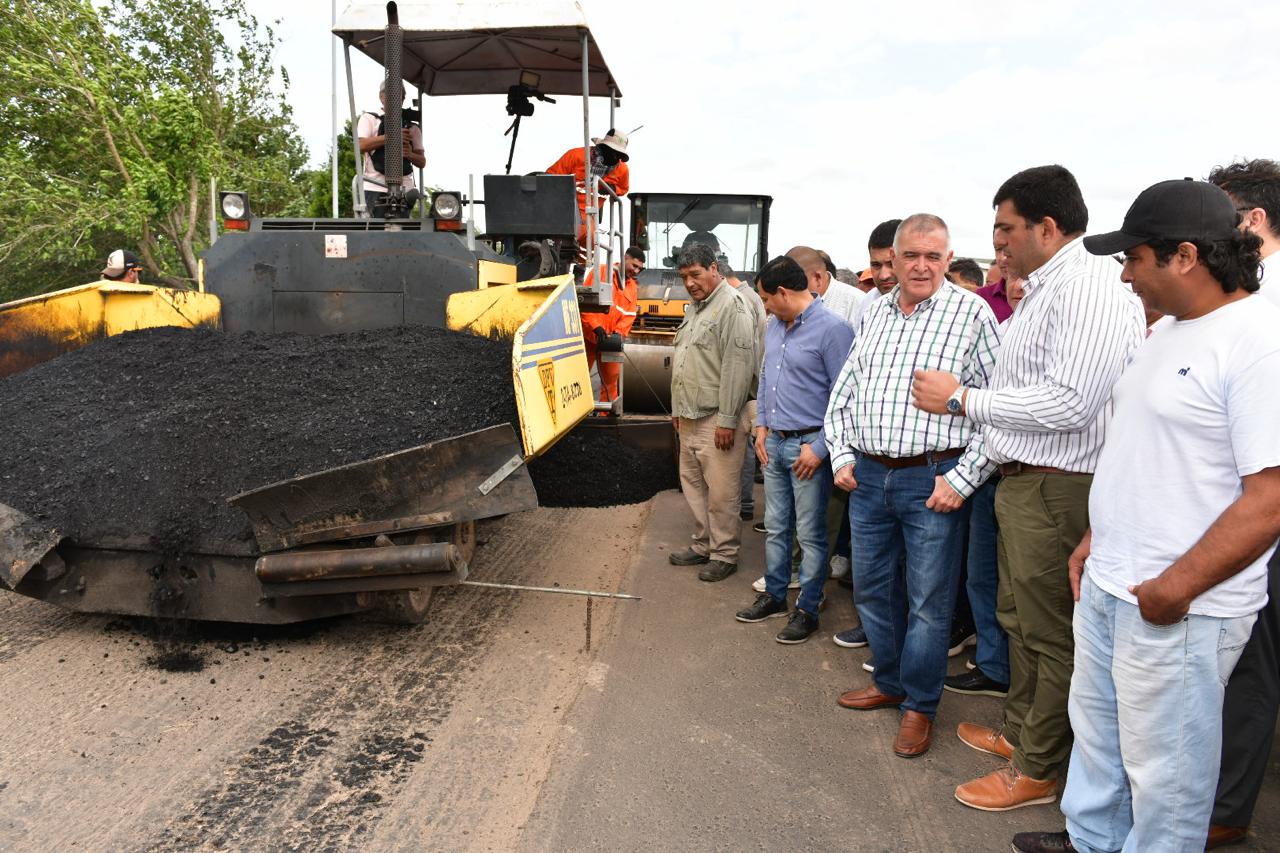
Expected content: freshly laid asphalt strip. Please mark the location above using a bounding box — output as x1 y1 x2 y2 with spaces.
0 326 676 555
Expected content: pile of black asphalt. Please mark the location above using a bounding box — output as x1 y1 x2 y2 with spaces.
0 326 675 556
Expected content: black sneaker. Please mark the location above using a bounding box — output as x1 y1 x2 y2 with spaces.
776 609 819 644
944 668 1009 697
948 624 976 657
752 521 766 534
1011 831 1076 852
833 625 868 648
735 593 788 623
698 560 737 582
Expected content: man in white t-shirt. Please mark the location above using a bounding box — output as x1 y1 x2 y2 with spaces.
1011 179 1280 853
1204 157 1280 848
356 79 426 215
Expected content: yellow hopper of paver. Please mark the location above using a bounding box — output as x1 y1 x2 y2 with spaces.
0 281 222 379
445 268 594 459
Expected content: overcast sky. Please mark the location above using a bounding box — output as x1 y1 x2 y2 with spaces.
257 0 1280 268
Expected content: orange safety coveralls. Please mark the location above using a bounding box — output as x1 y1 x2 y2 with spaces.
545 147 630 245
581 267 638 402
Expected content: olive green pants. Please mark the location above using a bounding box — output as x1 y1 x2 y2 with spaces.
995 472 1092 781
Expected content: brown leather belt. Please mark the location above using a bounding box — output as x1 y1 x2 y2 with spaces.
998 462 1084 477
861 447 964 470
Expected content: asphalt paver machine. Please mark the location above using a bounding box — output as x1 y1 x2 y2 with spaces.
0 1 637 624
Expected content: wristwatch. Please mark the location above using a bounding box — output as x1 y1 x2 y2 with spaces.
946 387 966 415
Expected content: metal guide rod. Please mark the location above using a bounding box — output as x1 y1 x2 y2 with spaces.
462 580 641 600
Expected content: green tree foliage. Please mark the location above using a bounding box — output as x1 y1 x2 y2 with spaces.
296 126 357 219
0 0 308 299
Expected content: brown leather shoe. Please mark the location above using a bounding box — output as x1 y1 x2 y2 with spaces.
894 710 932 758
837 683 906 710
954 764 1057 811
957 722 1014 760
1205 824 1248 849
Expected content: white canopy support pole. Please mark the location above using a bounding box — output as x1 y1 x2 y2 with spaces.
604 85 618 284
330 0 339 218
417 80 427 220
580 29 594 283
344 38 365 217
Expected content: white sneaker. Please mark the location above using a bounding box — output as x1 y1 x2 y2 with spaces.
752 573 801 593
829 554 850 578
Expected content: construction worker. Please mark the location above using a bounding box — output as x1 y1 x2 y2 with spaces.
582 246 642 403
546 130 630 250
101 250 144 283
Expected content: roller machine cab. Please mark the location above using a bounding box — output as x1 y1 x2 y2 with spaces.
622 192 772 412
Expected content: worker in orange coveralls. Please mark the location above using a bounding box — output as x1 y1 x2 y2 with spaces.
582 246 643 402
546 130 630 248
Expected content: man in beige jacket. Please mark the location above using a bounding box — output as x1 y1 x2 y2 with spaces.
668 243 758 582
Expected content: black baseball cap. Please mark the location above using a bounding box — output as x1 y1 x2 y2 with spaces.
1084 178 1239 256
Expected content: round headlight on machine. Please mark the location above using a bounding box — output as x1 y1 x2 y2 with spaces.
431 192 462 220
220 191 248 220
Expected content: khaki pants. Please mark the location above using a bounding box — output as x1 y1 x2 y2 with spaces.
678 414 747 563
995 471 1092 781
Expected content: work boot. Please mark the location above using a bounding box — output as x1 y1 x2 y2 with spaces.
956 723 1015 759
668 547 709 566
698 560 737 582
1011 831 1076 852
735 593 788 623
954 764 1057 811
775 609 818 644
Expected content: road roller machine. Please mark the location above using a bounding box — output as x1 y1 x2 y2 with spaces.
621 192 772 412
0 275 593 624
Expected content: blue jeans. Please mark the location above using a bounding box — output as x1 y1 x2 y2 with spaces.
763 431 832 615
1062 574 1255 853
966 477 1008 682
848 454 967 718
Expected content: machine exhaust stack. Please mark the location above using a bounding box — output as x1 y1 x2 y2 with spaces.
382 2 407 217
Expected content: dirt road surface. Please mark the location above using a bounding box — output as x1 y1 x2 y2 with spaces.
1 493 1276 851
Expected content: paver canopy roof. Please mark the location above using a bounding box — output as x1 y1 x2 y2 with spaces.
333 1 621 97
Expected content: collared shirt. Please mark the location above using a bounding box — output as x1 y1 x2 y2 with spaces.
825 282 1002 497
818 277 866 330
975 278 1013 323
671 280 757 428
758 299 854 460
1260 247 1279 308
964 236 1146 474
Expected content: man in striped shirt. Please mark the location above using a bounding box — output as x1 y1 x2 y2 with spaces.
825 213 1001 759
912 165 1145 811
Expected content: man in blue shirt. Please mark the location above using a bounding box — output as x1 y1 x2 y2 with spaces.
735 256 855 644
